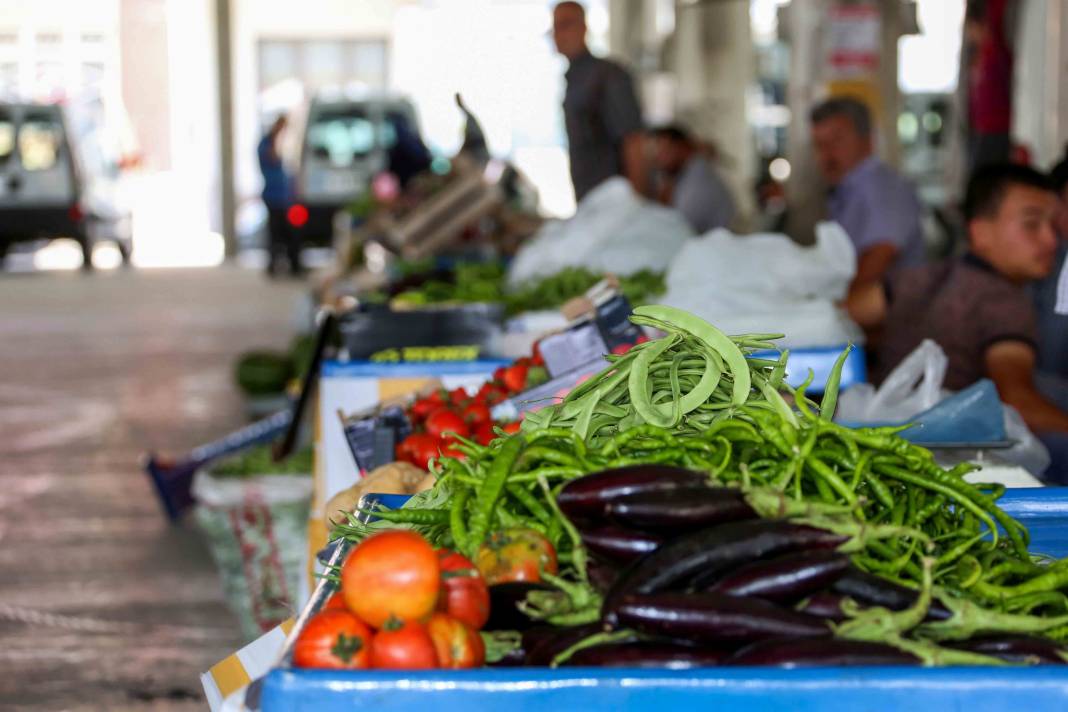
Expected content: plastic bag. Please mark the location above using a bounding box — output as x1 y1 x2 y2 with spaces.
836 339 946 422
836 340 1050 476
506 178 693 286
656 222 862 348
192 470 312 641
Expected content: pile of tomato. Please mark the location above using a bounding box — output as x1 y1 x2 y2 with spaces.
395 355 546 470
294 530 491 670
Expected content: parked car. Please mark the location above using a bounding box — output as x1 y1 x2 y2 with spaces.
0 101 133 269
286 91 424 247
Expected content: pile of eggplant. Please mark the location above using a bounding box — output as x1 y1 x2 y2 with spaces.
485 465 1068 668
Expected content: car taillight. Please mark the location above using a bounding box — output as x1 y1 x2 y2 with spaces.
287 204 309 228
68 204 84 223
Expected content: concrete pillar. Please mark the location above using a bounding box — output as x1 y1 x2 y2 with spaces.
670 0 757 228
608 0 645 64
119 0 172 171
215 0 236 256
783 0 830 244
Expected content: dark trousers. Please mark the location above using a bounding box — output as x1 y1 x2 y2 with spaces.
266 206 302 275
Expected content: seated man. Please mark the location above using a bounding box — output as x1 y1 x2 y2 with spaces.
649 124 736 234
810 97 926 289
848 163 1068 481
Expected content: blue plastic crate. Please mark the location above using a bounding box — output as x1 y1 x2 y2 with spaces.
261 488 1068 712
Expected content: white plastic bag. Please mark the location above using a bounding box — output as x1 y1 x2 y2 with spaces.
657 222 862 348
507 178 693 286
836 340 1051 476
836 339 946 422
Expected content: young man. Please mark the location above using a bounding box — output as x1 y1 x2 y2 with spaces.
552 1 645 202
848 163 1068 480
810 97 926 290
649 124 735 234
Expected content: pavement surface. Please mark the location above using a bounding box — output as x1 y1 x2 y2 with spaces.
0 267 306 710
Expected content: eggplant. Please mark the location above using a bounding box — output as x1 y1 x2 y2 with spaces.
797 592 851 623
557 465 708 522
725 638 920 667
603 519 846 622
524 623 609 666
564 641 728 668
588 557 622 595
832 568 951 621
580 525 665 564
484 582 555 632
708 551 850 604
607 592 831 644
946 635 1068 664
606 487 757 532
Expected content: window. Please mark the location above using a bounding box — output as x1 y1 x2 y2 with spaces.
18 113 63 171
306 108 376 167
0 110 13 165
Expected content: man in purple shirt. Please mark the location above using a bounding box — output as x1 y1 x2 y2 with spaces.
811 97 926 292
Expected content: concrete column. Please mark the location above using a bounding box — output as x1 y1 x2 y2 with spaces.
215 0 236 256
608 0 645 64
119 0 172 171
671 0 757 228
783 0 830 244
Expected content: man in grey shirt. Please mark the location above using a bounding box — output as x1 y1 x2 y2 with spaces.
553 1 645 202
650 124 735 234
810 97 926 291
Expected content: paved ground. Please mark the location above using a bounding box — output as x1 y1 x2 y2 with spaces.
0 267 306 710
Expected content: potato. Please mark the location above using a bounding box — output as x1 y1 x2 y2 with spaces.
413 472 436 493
323 461 429 526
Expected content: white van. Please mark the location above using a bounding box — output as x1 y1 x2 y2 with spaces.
286 92 422 246
0 101 133 269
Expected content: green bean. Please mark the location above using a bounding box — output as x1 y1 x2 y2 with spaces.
632 305 751 404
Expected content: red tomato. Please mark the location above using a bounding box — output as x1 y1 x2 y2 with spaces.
501 421 522 435
531 344 545 366
462 402 492 426
341 530 440 628
436 550 490 630
322 591 348 612
492 367 507 383
425 408 470 439
447 387 469 406
409 397 439 422
473 422 497 446
476 528 558 585
400 433 441 470
501 365 528 393
479 384 509 406
426 613 485 669
293 610 373 669
513 356 532 368
370 619 439 669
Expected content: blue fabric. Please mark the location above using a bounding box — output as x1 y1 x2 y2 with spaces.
258 134 290 207
828 156 926 270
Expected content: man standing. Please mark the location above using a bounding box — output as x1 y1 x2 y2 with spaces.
552 1 645 203
810 97 925 290
258 115 302 276
650 124 735 234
